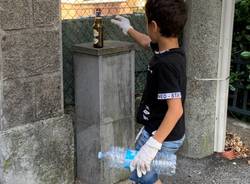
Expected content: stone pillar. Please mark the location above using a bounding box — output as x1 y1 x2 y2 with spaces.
73 40 135 184
181 0 223 158
0 1 74 183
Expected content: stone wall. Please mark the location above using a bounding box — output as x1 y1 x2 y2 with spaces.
0 1 74 183
0 13 5 184
0 0 63 126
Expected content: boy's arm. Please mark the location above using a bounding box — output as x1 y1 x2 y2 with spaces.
153 98 183 143
127 28 151 49
111 15 151 49
131 61 184 177
130 98 183 177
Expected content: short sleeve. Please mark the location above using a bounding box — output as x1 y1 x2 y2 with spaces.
157 63 182 100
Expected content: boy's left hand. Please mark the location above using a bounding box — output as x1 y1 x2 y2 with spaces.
130 137 162 177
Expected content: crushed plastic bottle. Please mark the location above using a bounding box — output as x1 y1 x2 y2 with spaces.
98 147 176 176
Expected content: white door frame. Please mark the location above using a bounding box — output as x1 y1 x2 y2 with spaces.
214 0 235 152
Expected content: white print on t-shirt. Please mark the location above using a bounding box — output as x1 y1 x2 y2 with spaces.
143 105 150 121
143 109 150 115
143 115 149 120
147 65 153 74
157 92 182 100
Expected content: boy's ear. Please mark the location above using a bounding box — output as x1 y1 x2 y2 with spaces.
151 20 159 33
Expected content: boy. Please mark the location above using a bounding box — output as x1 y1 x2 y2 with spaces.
111 0 187 183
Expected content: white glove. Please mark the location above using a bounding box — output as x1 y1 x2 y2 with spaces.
130 137 162 177
111 15 133 35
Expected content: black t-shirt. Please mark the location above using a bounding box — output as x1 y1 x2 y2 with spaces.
137 43 186 141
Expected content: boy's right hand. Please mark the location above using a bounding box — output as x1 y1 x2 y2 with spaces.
111 15 133 35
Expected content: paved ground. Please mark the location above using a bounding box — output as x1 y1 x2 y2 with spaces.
169 154 250 184
167 118 250 184
120 118 250 184
118 155 250 184
72 112 250 184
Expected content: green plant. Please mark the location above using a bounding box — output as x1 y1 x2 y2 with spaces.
232 0 250 53
229 70 245 91
230 0 250 92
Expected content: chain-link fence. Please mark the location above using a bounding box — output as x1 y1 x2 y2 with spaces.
61 0 151 105
61 0 146 19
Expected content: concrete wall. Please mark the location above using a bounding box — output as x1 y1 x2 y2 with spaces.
62 14 152 105
0 15 5 184
181 0 223 158
73 41 135 184
0 1 74 183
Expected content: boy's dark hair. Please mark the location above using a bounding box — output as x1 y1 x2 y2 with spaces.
145 0 187 37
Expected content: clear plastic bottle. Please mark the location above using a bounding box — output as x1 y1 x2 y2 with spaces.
98 147 176 176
